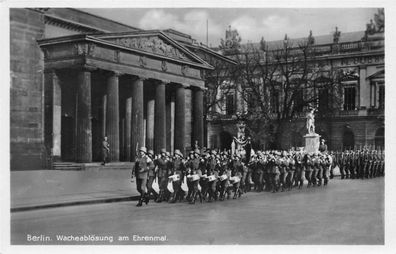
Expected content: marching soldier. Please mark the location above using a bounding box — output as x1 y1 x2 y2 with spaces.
185 151 196 202
230 154 243 199
155 148 169 202
295 151 305 188
270 152 281 193
218 152 231 200
286 153 295 191
323 153 332 186
134 147 151 207
304 153 313 187
207 150 219 202
169 149 185 203
145 149 156 203
187 149 203 204
279 152 288 192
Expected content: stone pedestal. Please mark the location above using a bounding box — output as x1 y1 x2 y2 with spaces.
304 133 321 153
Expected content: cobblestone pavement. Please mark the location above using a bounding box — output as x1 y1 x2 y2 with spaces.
11 178 384 245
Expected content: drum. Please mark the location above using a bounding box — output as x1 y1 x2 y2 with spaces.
230 176 240 183
219 174 228 181
168 174 180 181
208 175 216 182
192 174 200 181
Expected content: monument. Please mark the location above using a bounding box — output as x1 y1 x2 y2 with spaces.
304 108 321 153
231 113 251 160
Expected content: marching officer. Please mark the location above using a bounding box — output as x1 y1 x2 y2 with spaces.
134 147 151 207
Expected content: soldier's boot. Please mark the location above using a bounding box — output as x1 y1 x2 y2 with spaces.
198 192 203 203
324 179 328 186
233 188 238 199
144 193 150 205
189 191 196 204
169 193 176 203
299 180 303 189
317 179 322 187
155 191 163 203
136 196 143 207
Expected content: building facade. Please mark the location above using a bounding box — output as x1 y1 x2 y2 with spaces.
207 11 385 151
10 8 230 170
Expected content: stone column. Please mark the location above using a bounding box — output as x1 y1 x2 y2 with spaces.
131 77 145 161
166 91 175 154
106 71 121 161
154 81 167 154
75 68 93 162
101 95 107 140
146 99 155 150
44 70 62 160
125 97 132 161
52 72 62 160
193 87 204 149
174 85 186 154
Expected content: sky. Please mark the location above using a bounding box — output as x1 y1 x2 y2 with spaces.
80 8 379 47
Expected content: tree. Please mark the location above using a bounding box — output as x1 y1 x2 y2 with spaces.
227 33 344 149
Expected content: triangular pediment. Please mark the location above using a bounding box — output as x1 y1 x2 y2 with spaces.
90 31 213 69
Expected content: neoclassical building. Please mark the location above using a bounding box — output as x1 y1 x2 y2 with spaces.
207 12 384 151
10 8 232 170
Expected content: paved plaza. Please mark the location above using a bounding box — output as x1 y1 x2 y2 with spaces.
11 177 383 245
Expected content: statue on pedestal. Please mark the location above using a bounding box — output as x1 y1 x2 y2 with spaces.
304 107 320 153
306 108 316 134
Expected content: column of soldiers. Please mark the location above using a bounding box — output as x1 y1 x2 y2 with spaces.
330 149 385 180
133 146 341 207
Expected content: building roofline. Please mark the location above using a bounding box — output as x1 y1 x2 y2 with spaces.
71 8 142 31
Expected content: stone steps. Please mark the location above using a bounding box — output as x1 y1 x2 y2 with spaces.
52 162 134 171
52 162 83 171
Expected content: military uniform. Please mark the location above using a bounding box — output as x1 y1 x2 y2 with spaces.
134 147 151 207
206 153 219 202
155 149 169 202
145 150 157 203
169 150 185 203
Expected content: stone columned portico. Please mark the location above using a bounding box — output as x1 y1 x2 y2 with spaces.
39 31 213 162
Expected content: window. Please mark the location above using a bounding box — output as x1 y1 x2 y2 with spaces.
226 94 235 115
271 91 279 113
378 85 384 109
343 87 356 110
318 88 329 112
294 89 304 112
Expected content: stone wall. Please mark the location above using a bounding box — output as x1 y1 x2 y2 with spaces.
10 9 46 170
10 8 140 170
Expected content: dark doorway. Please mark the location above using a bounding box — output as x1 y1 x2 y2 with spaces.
374 127 384 150
61 115 75 161
343 128 355 150
220 131 233 150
